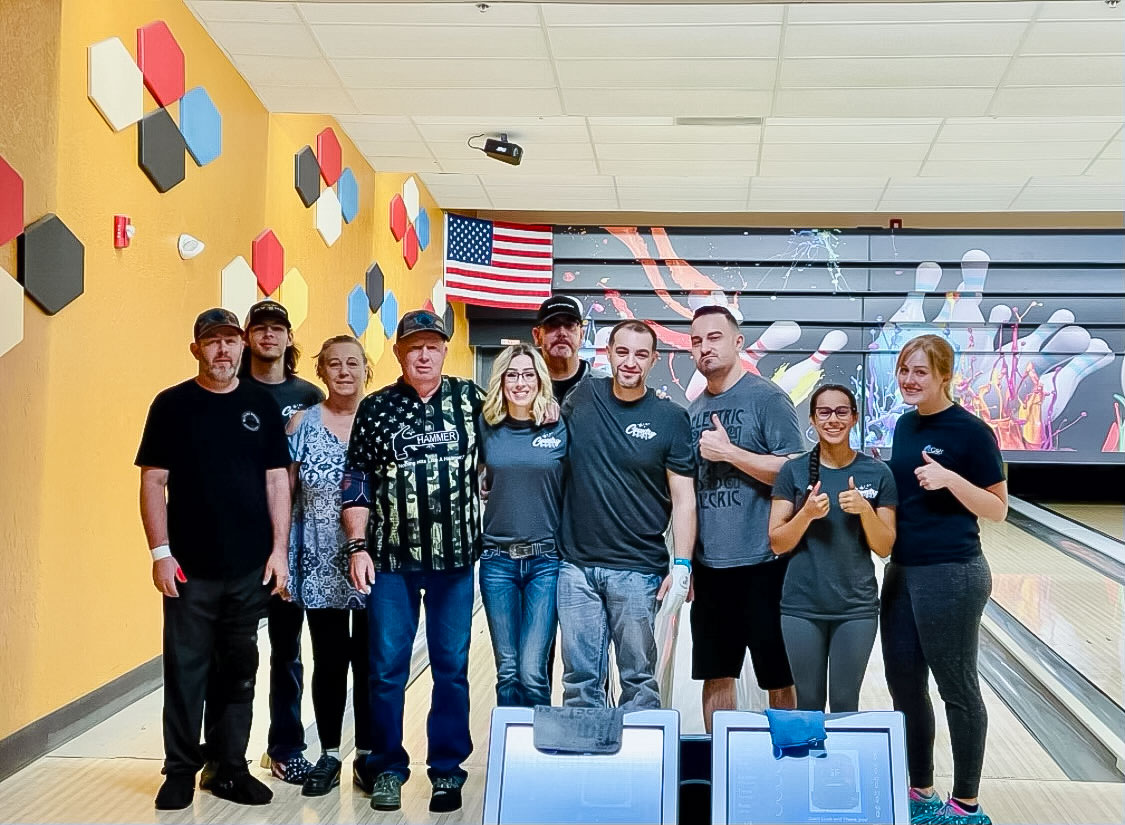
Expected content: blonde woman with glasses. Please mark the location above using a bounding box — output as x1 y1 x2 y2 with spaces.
478 344 568 707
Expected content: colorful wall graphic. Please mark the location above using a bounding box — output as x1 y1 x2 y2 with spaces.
552 227 1125 465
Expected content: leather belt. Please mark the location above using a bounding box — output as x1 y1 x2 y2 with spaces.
499 542 554 559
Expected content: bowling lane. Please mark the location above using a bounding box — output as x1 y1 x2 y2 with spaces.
1039 502 1125 542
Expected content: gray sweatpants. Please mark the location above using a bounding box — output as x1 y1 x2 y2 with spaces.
780 614 878 713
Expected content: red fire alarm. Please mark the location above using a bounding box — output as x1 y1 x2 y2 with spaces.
889 218 903 230
114 214 133 248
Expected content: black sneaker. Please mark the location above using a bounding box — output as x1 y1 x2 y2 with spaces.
155 774 195 810
429 776 463 813
209 771 273 806
370 772 403 812
302 755 342 797
352 757 375 795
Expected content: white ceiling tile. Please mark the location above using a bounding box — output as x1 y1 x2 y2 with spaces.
564 88 771 117
921 159 1090 177
760 160 922 177
349 87 562 117
312 24 549 59
1038 2 1124 21
598 159 759 176
332 58 555 89
928 141 1106 162
542 5 783 26
990 87 1124 117
761 143 928 162
336 115 423 143
254 84 356 113
487 194 620 210
439 157 600 175
189 1 301 24
364 155 441 173
1022 21 1125 55
616 184 750 201
1011 190 1124 210
1024 176 1124 192
787 2 1035 25
1097 136 1123 160
938 118 1122 142
354 139 432 158
596 143 759 162
883 178 1026 194
591 122 762 144
556 59 777 90
479 173 612 188
763 119 940 143
298 2 541 26
548 25 781 60
614 175 750 190
879 196 1020 211
231 55 338 87
427 193 490 208
784 23 1026 58
781 57 1009 89
429 140 594 162
202 21 323 57
775 88 993 118
1006 56 1124 87
415 117 589 143
486 185 617 201
617 198 750 212
750 176 888 193
1085 158 1125 179
748 197 882 211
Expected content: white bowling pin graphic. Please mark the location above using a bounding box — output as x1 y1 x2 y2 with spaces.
968 304 1012 353
1016 309 1075 353
776 330 848 393
745 320 802 369
1041 339 1114 421
956 249 989 323
890 262 941 323
1022 325 1092 377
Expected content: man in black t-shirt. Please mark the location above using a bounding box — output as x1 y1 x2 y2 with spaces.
238 299 323 784
533 295 597 402
136 308 291 811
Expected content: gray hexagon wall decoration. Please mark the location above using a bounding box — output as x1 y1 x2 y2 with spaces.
138 107 186 192
365 262 385 312
17 214 85 315
294 145 320 208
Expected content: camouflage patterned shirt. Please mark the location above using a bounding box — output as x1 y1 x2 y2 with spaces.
344 376 483 572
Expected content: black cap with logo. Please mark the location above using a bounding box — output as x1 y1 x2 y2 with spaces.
396 309 450 342
245 299 291 330
193 307 243 341
536 295 584 326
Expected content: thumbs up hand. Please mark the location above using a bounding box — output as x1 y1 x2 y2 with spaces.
699 413 733 463
915 450 955 491
800 481 830 521
838 475 871 515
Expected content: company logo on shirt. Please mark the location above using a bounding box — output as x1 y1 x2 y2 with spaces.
625 422 657 440
241 411 261 432
281 402 308 420
922 444 944 456
391 424 460 461
856 484 878 500
532 433 562 449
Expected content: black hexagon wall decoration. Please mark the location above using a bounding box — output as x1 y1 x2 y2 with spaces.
138 107 186 192
365 262 385 312
443 303 455 338
295 145 321 208
18 213 85 315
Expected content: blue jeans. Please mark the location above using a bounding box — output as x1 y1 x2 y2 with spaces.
364 566 474 782
557 561 662 710
479 549 560 707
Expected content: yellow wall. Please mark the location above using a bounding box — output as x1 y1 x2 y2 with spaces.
0 0 464 741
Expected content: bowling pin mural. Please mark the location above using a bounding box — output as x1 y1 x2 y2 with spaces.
1041 339 1114 422
891 262 942 323
745 321 801 372
775 330 848 401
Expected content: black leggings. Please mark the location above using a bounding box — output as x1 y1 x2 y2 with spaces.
780 614 878 713
305 608 371 752
880 556 991 799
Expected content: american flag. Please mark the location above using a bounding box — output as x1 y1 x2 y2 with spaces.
443 214 553 310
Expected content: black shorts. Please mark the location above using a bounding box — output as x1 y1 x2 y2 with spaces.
690 557 793 689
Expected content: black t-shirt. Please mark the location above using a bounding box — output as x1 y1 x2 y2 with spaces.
243 374 325 422
551 360 591 403
889 404 1005 566
560 375 696 575
135 379 291 579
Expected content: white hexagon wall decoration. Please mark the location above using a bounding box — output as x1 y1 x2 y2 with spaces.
0 266 25 359
403 176 420 223
315 186 342 247
431 279 447 316
221 255 259 325
88 37 144 132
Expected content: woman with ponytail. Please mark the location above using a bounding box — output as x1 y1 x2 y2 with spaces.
767 384 896 714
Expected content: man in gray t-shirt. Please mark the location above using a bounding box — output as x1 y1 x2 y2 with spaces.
688 306 805 732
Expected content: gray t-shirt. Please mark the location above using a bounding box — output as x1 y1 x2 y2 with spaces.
772 452 898 619
560 375 696 575
479 416 568 547
689 372 804 568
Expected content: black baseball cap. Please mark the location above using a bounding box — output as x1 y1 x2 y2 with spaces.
245 299 291 329
536 294 583 325
396 309 449 342
193 307 242 340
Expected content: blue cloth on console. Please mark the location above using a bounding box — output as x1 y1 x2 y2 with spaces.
532 706 625 754
765 708 827 759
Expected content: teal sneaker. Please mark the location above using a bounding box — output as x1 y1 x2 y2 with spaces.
909 788 943 823
918 798 992 824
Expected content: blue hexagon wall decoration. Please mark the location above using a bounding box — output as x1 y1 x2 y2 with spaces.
179 86 222 166
347 285 369 337
381 290 399 339
415 207 431 251
338 168 359 224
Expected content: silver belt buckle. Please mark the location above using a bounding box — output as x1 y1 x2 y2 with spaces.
508 543 534 559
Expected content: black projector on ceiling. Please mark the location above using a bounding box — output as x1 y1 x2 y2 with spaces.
482 134 523 165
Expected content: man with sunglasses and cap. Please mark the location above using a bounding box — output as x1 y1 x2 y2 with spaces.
533 294 597 402
343 309 482 815
136 308 292 810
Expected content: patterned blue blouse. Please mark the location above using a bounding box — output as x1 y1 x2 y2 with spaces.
288 404 366 610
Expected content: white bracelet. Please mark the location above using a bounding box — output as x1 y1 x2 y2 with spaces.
150 544 172 562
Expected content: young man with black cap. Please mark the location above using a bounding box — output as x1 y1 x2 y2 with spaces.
136 308 291 810
343 309 482 814
533 294 596 402
238 299 324 784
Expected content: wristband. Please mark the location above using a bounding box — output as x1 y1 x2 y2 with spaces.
150 544 172 562
673 558 692 570
344 538 368 556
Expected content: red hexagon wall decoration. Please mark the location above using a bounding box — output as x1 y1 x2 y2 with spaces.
136 21 185 107
316 127 342 186
251 229 285 296
389 194 407 241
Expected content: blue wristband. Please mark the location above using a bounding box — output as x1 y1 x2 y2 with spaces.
674 558 692 570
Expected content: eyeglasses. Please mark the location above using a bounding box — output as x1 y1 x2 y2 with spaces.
814 406 854 421
503 370 538 383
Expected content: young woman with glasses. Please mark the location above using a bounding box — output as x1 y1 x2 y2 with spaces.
767 383 897 713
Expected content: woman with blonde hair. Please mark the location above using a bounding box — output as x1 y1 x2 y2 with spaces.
881 335 1007 825
478 343 568 707
285 335 376 796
